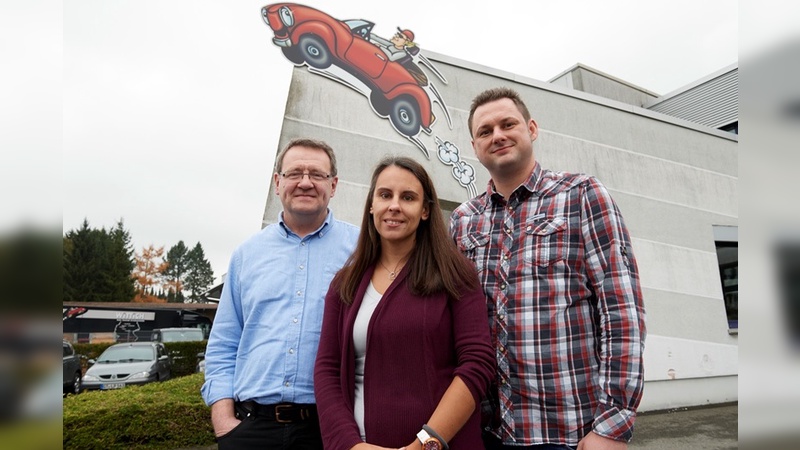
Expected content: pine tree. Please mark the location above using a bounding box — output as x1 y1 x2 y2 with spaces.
64 219 135 302
163 241 188 303
185 242 215 303
109 220 136 302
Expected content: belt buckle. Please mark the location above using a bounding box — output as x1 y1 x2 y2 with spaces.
274 404 292 423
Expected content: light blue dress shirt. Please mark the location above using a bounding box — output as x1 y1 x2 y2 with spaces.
201 210 359 406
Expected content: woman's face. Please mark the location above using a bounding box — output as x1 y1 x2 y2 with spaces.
370 165 429 246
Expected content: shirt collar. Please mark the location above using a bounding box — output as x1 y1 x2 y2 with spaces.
486 161 542 205
278 209 333 239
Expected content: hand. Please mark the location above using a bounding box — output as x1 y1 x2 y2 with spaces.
210 399 241 438
350 444 404 450
404 439 422 450
576 431 627 450
212 414 241 438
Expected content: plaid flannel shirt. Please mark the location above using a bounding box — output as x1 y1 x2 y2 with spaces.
450 162 646 445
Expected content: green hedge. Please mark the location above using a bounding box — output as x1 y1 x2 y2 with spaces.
74 341 207 378
63 372 215 450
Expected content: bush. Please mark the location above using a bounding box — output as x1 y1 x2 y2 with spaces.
63 372 215 450
163 341 207 377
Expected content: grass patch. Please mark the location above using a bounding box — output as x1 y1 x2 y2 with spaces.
0 420 61 450
64 372 215 450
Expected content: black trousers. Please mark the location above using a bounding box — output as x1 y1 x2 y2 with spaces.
216 403 323 450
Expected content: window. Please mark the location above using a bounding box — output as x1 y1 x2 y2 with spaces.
719 121 738 135
713 226 738 331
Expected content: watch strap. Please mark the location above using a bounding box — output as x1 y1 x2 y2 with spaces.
422 424 449 450
416 428 431 445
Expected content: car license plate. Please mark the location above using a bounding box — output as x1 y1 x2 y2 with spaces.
102 382 125 390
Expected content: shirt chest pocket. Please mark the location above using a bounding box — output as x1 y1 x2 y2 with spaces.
458 232 490 272
523 216 569 267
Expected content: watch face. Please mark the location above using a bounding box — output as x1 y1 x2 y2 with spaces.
422 440 441 450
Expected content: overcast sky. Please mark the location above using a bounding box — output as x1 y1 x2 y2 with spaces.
7 0 746 282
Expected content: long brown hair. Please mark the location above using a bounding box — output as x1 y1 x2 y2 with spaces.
334 156 478 304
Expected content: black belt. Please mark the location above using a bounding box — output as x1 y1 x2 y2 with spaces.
237 401 317 423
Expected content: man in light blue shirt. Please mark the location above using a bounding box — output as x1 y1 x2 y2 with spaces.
202 138 359 449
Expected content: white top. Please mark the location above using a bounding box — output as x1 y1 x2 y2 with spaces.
353 281 383 440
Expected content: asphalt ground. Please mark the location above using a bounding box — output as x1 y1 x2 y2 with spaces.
629 403 737 450
181 403 740 450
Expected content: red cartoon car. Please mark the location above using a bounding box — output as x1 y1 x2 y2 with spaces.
261 3 439 137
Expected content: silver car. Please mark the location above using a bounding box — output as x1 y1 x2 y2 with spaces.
82 342 171 391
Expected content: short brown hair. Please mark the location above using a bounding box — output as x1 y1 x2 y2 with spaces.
274 138 338 176
467 87 532 135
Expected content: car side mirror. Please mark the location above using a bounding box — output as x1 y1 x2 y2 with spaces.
88 359 96 366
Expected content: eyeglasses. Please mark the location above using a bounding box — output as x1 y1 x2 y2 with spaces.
279 170 332 182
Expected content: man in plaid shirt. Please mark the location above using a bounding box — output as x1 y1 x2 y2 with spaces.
450 87 646 450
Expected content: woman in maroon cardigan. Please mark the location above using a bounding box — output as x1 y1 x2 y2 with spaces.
314 156 495 450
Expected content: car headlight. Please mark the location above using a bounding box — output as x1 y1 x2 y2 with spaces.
82 374 99 382
279 6 294 27
128 371 152 381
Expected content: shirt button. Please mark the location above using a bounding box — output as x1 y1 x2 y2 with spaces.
500 283 506 290
498 313 505 321
285 382 290 387
296 290 302 296
503 255 509 261
288 348 294 354
301 242 306 246
299 264 304 270
293 318 298 323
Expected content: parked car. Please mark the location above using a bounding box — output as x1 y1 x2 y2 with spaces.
82 342 171 391
261 3 440 137
62 340 82 395
196 353 206 373
151 327 205 343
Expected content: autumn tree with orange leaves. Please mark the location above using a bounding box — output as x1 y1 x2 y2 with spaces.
132 244 169 303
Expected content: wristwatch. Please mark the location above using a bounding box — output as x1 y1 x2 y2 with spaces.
416 429 442 450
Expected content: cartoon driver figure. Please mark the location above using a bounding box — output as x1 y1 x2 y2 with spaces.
385 27 428 86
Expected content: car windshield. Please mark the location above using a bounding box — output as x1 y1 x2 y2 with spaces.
98 346 155 363
161 330 204 342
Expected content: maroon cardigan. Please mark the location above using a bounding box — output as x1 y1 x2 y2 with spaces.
314 265 495 450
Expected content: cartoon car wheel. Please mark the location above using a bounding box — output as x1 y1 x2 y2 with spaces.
281 46 304 65
298 34 332 69
389 96 421 136
369 91 390 116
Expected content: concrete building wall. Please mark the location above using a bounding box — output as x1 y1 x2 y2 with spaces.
263 52 738 412
550 63 660 107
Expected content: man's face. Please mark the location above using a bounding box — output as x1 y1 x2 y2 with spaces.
470 98 538 178
274 145 337 222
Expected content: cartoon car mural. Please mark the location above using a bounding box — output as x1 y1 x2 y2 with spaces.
261 3 451 143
